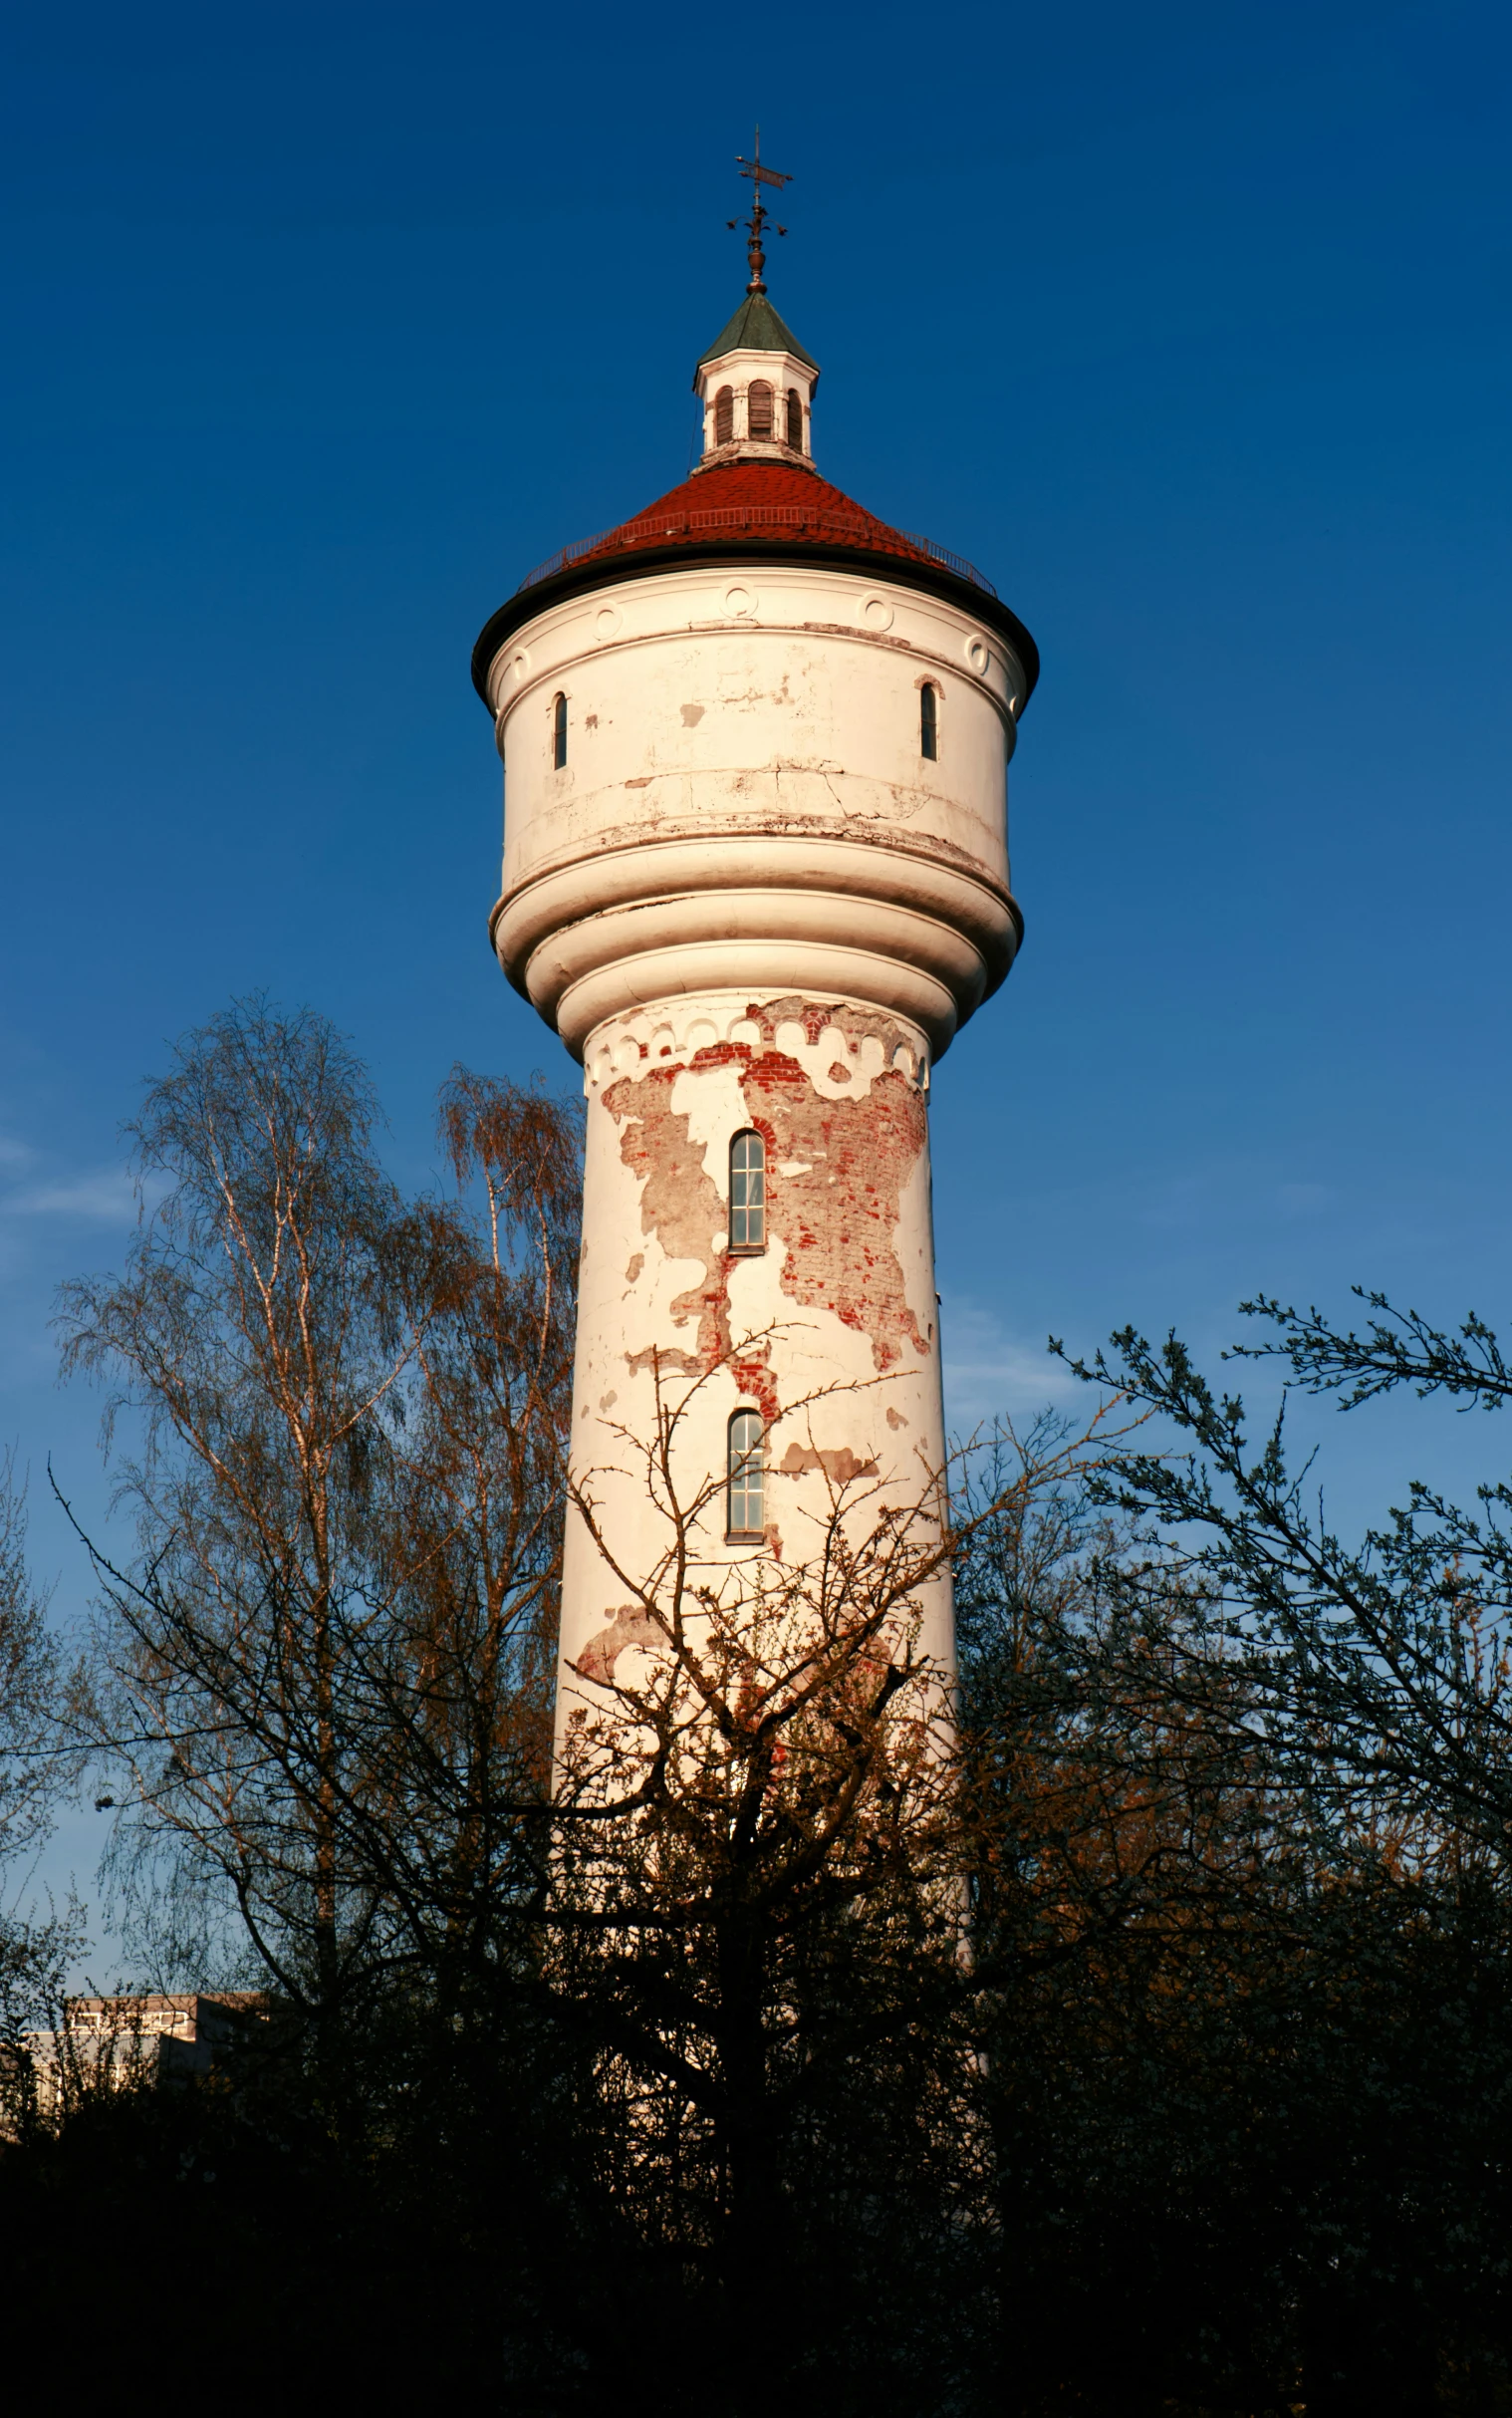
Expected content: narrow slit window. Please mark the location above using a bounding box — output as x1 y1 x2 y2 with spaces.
729 1129 766 1252
553 692 568 769
727 1410 765 1538
785 388 803 450
920 682 938 761
714 385 734 445
748 379 774 439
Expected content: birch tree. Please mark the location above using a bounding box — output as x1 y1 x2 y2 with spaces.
58 1002 580 2073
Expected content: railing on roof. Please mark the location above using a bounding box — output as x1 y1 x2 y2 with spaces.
515 505 997 599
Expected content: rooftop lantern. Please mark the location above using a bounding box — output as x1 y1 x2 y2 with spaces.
694 134 818 470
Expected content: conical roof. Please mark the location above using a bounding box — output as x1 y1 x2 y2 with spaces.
696 291 817 371
471 459 1040 707
552 462 943 579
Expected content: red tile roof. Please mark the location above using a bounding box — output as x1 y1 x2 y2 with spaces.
472 455 1039 708
516 460 997 599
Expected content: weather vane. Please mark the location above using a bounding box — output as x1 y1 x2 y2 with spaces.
727 128 791 295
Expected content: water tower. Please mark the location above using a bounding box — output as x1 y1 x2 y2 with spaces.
471 151 1038 1741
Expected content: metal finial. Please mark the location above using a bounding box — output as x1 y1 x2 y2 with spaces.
734 127 791 294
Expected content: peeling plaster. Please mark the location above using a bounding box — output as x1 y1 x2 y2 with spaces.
601 995 932 1405
575 1604 662 1686
777 1442 881 1483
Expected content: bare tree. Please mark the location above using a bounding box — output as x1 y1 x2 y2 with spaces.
0 1453 77 1891
329 1065 581 2004
536 1368 1122 2403
1058 1308 1512 1865
0 1454 88 2135
57 1002 580 2078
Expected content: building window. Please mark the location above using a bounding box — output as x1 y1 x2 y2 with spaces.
920 682 938 761
553 692 568 769
729 1129 766 1252
727 1410 765 1539
714 385 734 445
748 379 774 439
785 388 802 450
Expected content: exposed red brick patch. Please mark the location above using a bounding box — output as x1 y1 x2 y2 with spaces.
603 1004 930 1404
742 995 921 1059
749 1058 930 1373
730 1356 781 1426
605 1065 770 1407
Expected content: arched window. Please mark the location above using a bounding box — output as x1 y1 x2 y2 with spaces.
553 692 568 769
785 389 803 450
729 1129 766 1252
727 1410 765 1538
714 385 734 445
920 682 938 762
748 379 774 439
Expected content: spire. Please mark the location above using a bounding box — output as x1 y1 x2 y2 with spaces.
730 129 791 295
692 141 819 472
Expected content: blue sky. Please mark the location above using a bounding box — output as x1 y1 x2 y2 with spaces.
3 2 1511 1933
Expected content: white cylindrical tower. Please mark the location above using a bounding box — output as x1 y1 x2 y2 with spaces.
472 271 1038 1744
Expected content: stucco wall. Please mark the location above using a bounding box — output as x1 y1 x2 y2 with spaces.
558 986 951 1748
485 561 1026 1057
479 554 1021 1748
